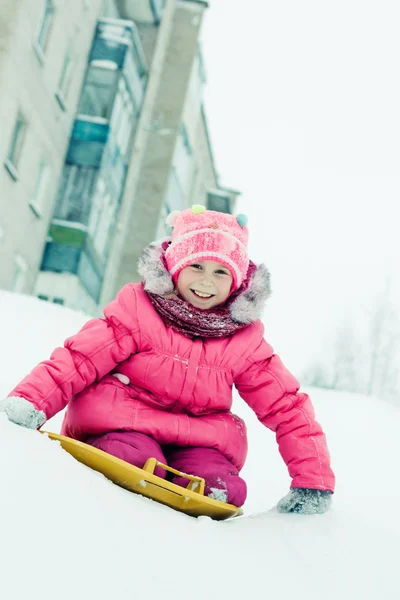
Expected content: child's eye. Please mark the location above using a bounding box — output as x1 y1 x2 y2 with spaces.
190 264 202 270
216 269 229 275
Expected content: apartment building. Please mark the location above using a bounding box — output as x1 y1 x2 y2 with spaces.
0 0 239 314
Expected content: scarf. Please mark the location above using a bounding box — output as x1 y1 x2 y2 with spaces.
146 290 251 338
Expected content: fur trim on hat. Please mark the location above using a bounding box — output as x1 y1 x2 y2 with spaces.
138 241 271 325
229 263 272 324
138 240 174 296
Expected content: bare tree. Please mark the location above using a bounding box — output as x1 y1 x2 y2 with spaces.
302 274 400 403
330 324 360 392
302 361 332 389
365 276 400 400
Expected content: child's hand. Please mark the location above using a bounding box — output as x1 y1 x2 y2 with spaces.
0 397 46 430
277 488 332 515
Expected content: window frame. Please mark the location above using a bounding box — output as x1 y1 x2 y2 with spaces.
88 177 116 259
4 111 27 181
30 156 51 217
55 43 75 110
34 0 55 61
77 62 119 121
10 255 28 293
111 75 135 157
54 164 97 225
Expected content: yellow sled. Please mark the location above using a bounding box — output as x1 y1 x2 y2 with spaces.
41 431 243 521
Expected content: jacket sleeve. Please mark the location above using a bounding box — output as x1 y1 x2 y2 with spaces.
234 337 335 492
8 283 140 420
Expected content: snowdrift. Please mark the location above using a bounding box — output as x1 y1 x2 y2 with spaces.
1 291 399 600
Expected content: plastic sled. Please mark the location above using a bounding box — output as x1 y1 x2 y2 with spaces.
40 431 243 520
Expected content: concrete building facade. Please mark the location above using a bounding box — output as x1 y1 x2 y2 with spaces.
0 0 103 299
0 0 239 314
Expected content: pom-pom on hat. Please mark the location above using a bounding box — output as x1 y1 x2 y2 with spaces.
164 205 249 291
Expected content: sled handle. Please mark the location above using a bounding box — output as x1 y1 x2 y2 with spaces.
143 458 206 495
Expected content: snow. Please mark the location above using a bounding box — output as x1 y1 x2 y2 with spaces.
1 290 399 599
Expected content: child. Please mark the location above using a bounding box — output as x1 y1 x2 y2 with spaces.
0 206 335 513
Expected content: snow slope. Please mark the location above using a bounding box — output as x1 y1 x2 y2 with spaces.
1 291 399 600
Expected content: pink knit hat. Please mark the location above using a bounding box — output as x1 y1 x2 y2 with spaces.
164 205 249 291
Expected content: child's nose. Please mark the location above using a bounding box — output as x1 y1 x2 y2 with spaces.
200 278 213 287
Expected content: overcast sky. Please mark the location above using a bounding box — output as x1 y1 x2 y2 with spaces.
201 0 400 374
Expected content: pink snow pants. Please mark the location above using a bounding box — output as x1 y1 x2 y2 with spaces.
86 430 247 507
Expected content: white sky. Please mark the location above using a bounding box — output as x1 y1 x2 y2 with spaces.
201 0 400 373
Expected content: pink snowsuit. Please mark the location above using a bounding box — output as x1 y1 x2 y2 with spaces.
9 282 335 504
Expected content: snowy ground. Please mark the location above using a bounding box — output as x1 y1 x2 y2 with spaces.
1 291 399 600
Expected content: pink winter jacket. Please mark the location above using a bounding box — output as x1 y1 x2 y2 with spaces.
9 282 335 492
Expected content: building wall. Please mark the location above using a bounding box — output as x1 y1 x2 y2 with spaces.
190 106 218 207
0 0 239 314
0 0 102 292
36 271 98 314
100 0 209 303
35 13 150 310
135 23 161 67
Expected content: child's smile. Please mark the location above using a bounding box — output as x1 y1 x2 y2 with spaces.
191 290 215 299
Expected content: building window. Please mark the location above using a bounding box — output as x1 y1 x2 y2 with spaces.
164 168 184 213
111 76 135 156
54 165 97 225
37 294 65 305
4 112 27 180
207 190 232 214
11 255 28 293
30 157 50 216
35 0 55 57
56 45 75 109
88 178 115 259
78 64 119 120
123 50 146 110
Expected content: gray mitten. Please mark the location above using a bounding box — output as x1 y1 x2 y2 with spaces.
277 487 332 515
0 397 46 429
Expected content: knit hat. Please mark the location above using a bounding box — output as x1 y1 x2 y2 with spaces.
164 205 249 291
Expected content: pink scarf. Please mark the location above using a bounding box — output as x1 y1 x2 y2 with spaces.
145 261 257 339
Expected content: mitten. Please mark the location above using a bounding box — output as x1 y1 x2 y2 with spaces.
0 397 46 429
277 487 332 515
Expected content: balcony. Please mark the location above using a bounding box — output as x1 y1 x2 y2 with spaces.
41 18 149 304
67 117 110 168
67 19 147 171
42 221 104 302
116 0 165 24
90 19 147 72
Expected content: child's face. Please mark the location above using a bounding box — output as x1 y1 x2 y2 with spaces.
177 260 233 309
